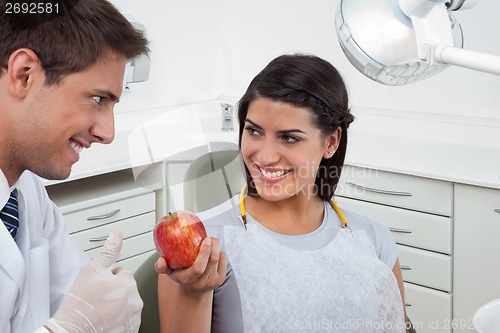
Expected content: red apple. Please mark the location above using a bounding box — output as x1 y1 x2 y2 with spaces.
153 210 207 270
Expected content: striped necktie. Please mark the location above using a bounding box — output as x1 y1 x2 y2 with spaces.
1 189 19 240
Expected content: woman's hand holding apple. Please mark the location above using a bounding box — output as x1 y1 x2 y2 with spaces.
156 237 227 293
154 211 227 293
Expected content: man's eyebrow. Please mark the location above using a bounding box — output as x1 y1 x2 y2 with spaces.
93 89 120 103
245 118 307 135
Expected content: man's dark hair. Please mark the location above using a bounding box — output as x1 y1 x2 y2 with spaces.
0 0 149 84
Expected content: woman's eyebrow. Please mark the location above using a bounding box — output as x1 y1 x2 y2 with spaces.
245 118 307 135
244 118 262 129
277 128 307 135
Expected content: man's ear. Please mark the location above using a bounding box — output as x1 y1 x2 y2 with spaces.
7 48 43 99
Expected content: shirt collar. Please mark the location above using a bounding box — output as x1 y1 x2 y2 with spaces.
0 168 18 208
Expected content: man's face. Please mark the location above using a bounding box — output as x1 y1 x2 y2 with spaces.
16 51 126 180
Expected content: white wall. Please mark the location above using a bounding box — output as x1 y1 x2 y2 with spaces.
220 0 500 122
110 0 500 123
110 0 223 113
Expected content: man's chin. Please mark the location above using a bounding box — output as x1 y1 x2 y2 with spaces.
35 167 72 181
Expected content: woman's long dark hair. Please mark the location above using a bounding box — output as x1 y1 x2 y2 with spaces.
237 54 354 201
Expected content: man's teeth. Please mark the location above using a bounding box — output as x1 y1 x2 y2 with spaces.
260 168 287 178
70 141 83 154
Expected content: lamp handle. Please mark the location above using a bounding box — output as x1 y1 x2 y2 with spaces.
435 45 500 75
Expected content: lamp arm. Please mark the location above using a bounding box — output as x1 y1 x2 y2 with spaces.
434 45 500 75
399 0 455 61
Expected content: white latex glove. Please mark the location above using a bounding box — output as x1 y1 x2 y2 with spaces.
44 229 143 333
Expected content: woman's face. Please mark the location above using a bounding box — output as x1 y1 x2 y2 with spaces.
241 97 339 202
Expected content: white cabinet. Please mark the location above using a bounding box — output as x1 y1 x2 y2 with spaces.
335 165 454 333
46 171 161 272
453 184 500 332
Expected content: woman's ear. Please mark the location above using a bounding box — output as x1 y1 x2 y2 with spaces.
323 127 342 159
7 48 43 99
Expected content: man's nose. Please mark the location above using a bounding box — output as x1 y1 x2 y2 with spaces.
91 110 115 144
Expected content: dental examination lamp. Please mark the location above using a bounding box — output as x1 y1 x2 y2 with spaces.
335 0 500 85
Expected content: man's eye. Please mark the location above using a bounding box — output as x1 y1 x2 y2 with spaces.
92 96 103 105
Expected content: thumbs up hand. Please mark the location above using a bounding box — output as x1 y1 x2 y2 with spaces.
45 230 143 333
88 228 124 271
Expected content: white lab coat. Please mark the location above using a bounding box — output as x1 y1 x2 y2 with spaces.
0 170 88 333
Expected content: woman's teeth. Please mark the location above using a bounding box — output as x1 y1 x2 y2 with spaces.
260 167 287 178
70 141 83 154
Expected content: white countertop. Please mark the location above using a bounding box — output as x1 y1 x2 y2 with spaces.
345 107 500 189
44 102 500 190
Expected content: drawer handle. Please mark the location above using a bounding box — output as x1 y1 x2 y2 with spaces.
346 182 412 197
400 265 412 271
89 236 108 242
495 209 500 214
405 302 412 307
389 227 412 234
87 209 121 221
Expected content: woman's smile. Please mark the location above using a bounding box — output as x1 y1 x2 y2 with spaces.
257 165 292 184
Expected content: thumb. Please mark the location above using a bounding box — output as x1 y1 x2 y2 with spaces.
89 229 123 270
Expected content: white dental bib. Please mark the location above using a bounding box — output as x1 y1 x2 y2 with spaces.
223 223 405 332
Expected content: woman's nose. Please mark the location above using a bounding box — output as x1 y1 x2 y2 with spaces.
257 140 280 165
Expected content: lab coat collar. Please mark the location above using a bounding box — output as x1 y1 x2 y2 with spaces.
0 225 25 283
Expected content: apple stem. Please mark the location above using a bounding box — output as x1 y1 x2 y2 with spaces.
168 212 173 218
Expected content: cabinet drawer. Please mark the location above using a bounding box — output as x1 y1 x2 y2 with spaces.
337 166 453 216
70 212 156 251
85 231 154 261
64 192 155 233
335 197 452 254
118 249 157 273
398 245 452 292
405 282 451 333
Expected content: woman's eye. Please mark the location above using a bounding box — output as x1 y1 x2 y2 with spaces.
244 127 260 136
92 96 103 105
282 135 300 143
